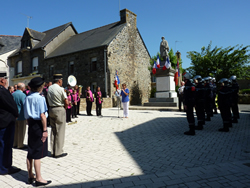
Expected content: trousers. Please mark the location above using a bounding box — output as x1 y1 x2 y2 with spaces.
122 102 129 117
13 120 26 148
49 107 66 156
0 123 15 174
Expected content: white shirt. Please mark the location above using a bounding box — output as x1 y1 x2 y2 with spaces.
47 83 67 107
178 86 185 95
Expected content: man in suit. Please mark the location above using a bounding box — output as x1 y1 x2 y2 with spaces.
0 71 20 175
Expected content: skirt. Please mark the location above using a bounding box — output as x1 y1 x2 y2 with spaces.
27 119 48 159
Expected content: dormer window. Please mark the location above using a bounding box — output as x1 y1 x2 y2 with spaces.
32 57 38 72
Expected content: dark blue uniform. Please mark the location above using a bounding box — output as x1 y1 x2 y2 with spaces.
195 82 205 129
212 82 218 114
183 80 196 135
231 82 240 122
218 85 232 132
0 85 18 174
204 83 213 121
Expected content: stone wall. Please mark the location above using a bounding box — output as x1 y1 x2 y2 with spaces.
107 9 151 105
43 47 106 92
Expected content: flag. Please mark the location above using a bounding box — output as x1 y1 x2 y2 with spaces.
163 56 171 70
174 70 178 86
152 61 157 74
156 55 160 68
115 70 120 85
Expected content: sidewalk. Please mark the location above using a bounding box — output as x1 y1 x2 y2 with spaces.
0 108 249 187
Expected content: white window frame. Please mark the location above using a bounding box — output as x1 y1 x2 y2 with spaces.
17 61 22 75
32 57 38 72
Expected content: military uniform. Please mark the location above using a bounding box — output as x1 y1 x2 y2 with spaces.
183 79 196 135
231 82 239 122
195 82 205 130
218 79 232 132
204 82 213 121
212 81 218 114
0 85 19 174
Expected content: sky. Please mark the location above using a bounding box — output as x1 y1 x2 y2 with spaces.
1 0 249 69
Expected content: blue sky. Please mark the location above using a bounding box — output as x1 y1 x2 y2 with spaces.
1 0 249 69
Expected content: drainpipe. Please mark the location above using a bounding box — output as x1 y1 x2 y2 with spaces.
104 47 107 97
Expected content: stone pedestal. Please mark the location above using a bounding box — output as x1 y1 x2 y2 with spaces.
144 67 178 107
155 68 177 98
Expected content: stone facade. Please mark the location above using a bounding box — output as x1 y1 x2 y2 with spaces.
8 9 151 105
108 9 151 104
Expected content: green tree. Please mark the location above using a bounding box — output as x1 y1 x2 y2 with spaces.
187 42 250 81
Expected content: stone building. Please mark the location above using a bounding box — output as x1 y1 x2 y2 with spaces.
8 9 151 105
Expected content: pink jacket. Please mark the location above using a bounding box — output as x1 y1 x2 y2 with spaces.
72 93 79 104
67 95 72 109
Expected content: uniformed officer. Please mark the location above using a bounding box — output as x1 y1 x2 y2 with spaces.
47 74 69 158
203 77 213 121
218 78 232 132
229 75 240 123
211 78 218 114
183 72 196 135
0 71 20 175
193 75 205 130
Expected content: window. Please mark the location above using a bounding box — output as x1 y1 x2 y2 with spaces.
50 65 54 77
91 82 97 93
32 57 38 72
68 61 74 75
91 57 97 72
17 61 22 74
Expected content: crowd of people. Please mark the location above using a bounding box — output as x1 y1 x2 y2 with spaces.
180 73 240 136
0 71 130 186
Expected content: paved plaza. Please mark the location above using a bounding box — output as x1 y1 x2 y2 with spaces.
1 106 250 188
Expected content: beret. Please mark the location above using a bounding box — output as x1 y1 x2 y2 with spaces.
28 77 44 88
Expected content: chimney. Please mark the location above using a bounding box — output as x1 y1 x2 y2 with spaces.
120 9 137 27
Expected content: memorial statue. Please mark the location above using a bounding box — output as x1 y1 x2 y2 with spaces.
160 37 169 61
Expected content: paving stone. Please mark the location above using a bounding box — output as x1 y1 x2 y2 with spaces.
1 108 249 187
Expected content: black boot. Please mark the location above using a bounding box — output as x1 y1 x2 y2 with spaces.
219 123 229 132
195 121 203 130
213 109 218 114
205 115 211 121
184 125 195 135
232 118 238 123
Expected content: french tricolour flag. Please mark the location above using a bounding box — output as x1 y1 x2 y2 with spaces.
152 61 157 74
163 56 171 70
116 70 120 84
156 55 160 68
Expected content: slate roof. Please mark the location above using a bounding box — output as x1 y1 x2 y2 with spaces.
8 22 77 57
26 28 45 41
46 21 126 59
33 22 77 50
0 35 22 55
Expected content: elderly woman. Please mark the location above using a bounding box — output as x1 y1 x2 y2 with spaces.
24 77 51 186
121 83 129 118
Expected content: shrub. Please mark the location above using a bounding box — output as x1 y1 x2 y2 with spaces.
239 89 250 94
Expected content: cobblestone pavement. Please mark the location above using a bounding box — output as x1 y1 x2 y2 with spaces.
1 107 250 188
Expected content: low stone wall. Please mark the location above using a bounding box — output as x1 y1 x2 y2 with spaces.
80 98 113 112
239 94 250 104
